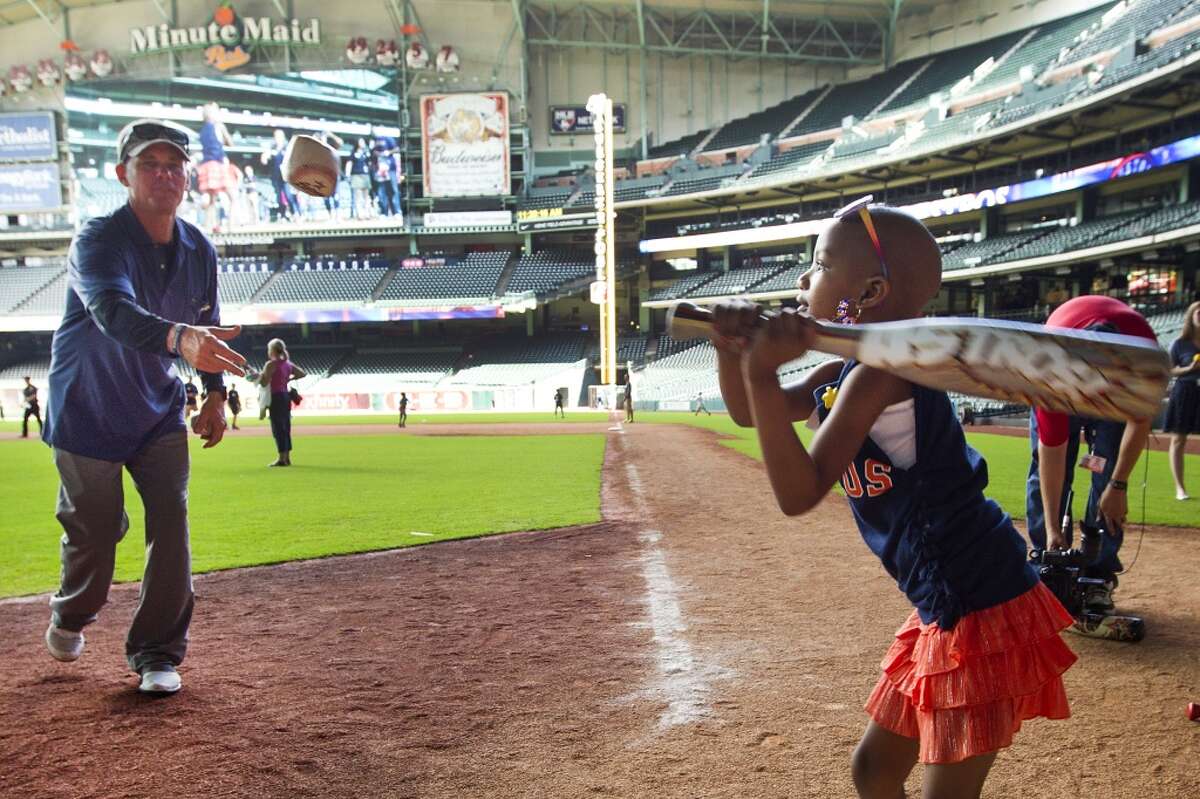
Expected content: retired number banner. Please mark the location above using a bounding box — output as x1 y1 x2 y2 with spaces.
420 93 510 198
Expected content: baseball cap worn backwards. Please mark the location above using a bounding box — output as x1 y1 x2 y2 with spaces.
117 119 192 163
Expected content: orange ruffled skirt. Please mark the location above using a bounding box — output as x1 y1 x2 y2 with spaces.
864 581 1077 764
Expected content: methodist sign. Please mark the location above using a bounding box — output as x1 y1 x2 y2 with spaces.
0 112 56 161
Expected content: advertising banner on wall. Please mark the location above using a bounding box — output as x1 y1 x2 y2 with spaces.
516 208 599 233
0 112 57 161
550 103 626 135
0 163 62 212
421 93 510 197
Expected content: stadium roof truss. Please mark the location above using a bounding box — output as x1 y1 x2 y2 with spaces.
517 0 925 67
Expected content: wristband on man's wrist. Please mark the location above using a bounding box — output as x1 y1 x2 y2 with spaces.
168 323 187 356
1109 479 1128 491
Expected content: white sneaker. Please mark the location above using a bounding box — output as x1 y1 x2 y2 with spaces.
45 623 84 662
138 664 182 695
1177 490 1191 501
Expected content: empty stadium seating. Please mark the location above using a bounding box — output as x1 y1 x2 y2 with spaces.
648 272 719 302
505 250 593 297
1056 0 1193 67
336 350 459 381
13 272 68 316
989 211 1143 262
378 251 509 302
879 31 1026 114
0 356 51 381
617 335 649 366
1145 304 1190 345
745 141 832 182
521 189 574 210
941 229 1048 270
608 0 1198 206
256 260 389 305
647 130 710 159
218 257 275 306
973 5 1113 91
1 263 67 313
689 265 791 297
751 264 807 293
664 167 747 196
445 335 588 385
704 86 829 151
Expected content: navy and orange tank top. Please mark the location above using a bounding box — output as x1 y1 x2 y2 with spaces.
815 360 1037 630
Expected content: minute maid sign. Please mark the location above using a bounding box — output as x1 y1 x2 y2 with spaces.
130 3 320 71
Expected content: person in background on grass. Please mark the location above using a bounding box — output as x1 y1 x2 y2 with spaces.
397 391 409 428
1025 295 1157 614
41 118 247 696
710 198 1075 799
693 391 711 416
624 379 634 423
227 384 241 430
21 375 42 438
184 376 198 419
554 390 565 418
252 338 305 467
1165 300 1200 500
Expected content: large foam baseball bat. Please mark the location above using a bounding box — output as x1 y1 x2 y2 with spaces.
666 301 1170 422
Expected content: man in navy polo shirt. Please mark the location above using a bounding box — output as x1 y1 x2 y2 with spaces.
42 119 247 696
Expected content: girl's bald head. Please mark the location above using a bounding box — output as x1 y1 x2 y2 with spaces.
830 204 942 317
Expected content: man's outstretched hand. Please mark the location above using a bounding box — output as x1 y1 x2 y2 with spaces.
177 325 247 376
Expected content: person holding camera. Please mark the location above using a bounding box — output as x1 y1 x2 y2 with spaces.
1026 295 1157 614
252 338 305 467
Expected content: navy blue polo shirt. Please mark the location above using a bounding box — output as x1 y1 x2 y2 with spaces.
44 204 222 462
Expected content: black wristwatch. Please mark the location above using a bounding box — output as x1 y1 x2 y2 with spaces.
1109 479 1128 491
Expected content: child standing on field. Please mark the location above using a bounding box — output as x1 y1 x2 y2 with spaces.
709 198 1076 799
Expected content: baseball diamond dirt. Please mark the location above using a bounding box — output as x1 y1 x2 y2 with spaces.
1 421 1197 798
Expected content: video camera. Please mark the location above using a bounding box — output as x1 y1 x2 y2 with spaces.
1028 490 1106 617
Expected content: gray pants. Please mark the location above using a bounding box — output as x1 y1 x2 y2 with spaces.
50 431 194 672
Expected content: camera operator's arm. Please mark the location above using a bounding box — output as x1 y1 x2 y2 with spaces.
1096 416 1152 531
1038 440 1070 550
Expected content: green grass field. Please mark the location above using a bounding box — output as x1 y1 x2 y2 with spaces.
0 429 605 597
1 410 1195 598
0 411 612 436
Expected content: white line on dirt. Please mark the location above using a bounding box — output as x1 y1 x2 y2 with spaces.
623 456 716 730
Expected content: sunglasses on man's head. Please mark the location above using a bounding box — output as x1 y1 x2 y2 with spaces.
119 123 190 158
835 194 890 281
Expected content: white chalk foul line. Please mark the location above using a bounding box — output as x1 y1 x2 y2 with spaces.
623 455 721 730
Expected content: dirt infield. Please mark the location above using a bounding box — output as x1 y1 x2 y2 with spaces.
1 422 1197 798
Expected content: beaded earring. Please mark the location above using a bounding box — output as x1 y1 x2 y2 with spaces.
834 298 861 325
